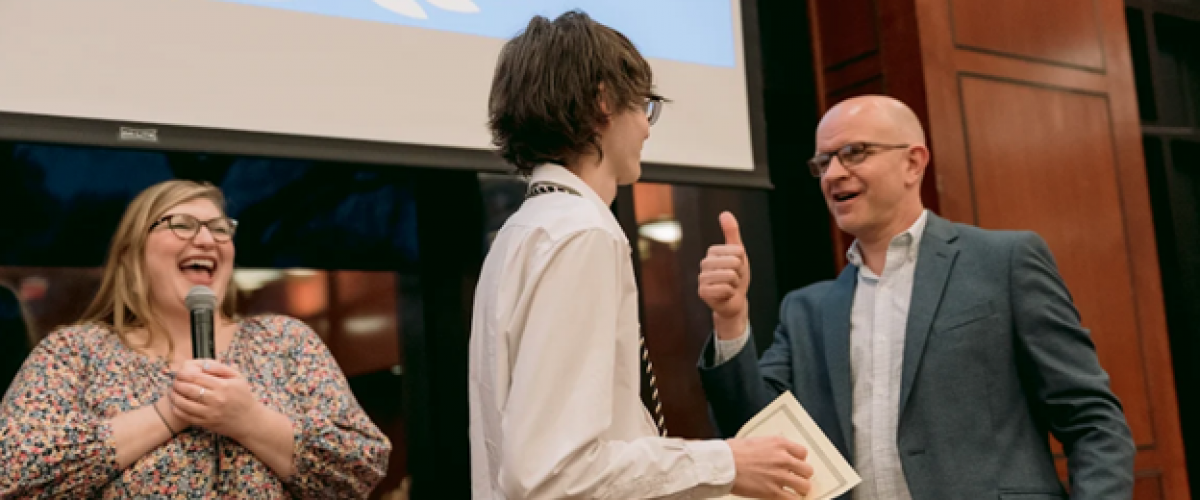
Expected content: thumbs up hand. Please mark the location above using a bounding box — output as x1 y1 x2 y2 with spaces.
698 211 751 339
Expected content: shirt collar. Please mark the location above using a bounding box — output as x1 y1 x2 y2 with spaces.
528 163 627 243
846 209 930 268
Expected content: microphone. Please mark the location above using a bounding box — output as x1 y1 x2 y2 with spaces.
185 285 220 489
186 285 217 359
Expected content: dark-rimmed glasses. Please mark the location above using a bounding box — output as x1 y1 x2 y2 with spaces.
808 142 909 177
149 214 238 242
646 95 665 126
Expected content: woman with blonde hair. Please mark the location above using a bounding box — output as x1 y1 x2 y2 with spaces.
0 179 390 498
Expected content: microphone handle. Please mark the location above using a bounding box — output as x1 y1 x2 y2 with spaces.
191 308 215 359
188 306 220 492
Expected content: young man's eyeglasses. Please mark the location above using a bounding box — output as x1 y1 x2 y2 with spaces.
646 95 665 126
149 214 238 242
808 142 909 177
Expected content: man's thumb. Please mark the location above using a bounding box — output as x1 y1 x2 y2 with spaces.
719 211 743 246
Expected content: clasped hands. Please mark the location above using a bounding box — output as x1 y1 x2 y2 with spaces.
155 359 267 441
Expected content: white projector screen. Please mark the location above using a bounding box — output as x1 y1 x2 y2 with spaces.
0 0 767 186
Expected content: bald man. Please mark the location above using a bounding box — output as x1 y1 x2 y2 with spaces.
696 95 1135 499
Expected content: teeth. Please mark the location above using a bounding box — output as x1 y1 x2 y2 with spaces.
181 258 216 270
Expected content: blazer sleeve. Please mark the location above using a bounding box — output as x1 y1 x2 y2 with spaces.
698 295 798 437
1009 232 1136 499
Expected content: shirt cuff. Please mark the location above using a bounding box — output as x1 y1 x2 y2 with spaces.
686 439 737 492
712 327 751 366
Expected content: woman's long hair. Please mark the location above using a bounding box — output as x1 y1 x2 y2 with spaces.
78 180 238 356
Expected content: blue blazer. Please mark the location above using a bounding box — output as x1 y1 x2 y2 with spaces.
698 214 1135 499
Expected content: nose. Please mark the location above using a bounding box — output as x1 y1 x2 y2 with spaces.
191 226 217 246
823 156 850 182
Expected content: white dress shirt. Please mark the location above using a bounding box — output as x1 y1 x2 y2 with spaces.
715 210 928 500
469 164 736 499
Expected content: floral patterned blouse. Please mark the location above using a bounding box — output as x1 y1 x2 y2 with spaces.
0 314 391 498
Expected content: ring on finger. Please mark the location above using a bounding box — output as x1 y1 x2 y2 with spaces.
197 387 207 400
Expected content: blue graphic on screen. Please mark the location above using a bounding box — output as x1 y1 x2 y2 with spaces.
212 0 736 67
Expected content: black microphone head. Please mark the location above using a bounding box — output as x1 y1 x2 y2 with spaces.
185 285 218 311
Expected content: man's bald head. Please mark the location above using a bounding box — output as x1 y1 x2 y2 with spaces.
813 95 930 244
817 95 926 147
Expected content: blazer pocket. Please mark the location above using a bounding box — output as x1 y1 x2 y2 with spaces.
935 300 996 333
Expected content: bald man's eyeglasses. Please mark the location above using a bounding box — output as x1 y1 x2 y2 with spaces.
808 142 909 177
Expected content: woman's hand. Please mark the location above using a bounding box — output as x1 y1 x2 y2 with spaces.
169 360 265 442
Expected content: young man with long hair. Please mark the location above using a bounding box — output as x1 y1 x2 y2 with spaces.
468 11 814 500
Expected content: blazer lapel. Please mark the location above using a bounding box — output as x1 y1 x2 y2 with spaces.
823 266 857 454
899 214 960 417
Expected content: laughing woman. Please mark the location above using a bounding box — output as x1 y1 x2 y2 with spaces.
0 180 390 498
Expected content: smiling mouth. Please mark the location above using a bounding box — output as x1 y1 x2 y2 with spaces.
832 191 861 202
179 258 216 281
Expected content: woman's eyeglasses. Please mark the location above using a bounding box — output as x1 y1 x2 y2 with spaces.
149 214 238 242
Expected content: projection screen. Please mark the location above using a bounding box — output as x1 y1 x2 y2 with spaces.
0 0 769 187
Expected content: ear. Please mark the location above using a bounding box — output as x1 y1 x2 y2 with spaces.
594 83 615 135
596 82 613 117
905 145 930 186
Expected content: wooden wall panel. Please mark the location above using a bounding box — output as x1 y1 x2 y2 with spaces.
807 0 1191 497
814 0 878 69
823 53 883 95
810 0 887 123
1136 471 1166 500
827 76 884 108
951 0 1107 70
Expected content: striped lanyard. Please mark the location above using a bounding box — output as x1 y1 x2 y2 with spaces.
525 181 668 437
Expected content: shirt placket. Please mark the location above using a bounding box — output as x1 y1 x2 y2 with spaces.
871 241 909 499
853 273 877 500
